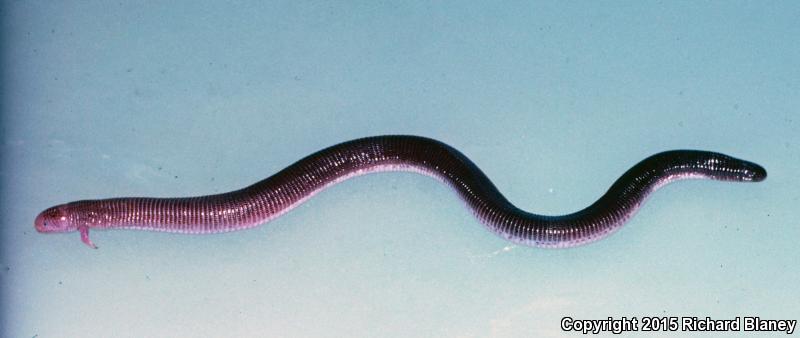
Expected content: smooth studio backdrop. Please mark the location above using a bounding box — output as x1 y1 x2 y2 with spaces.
2 2 798 337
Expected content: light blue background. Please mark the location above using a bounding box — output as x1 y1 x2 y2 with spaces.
2 1 797 337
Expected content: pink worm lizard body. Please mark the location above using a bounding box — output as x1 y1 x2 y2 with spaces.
35 135 766 249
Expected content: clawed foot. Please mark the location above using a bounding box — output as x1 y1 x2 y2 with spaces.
79 227 98 249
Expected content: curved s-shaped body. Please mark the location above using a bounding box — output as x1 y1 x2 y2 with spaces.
35 135 766 249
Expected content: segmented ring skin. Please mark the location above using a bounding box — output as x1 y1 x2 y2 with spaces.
34 135 766 249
